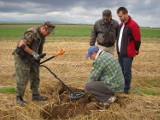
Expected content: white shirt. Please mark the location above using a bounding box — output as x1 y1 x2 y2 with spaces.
118 24 125 52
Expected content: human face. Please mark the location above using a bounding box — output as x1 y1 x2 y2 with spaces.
103 16 112 23
90 52 97 60
117 11 128 23
40 26 50 36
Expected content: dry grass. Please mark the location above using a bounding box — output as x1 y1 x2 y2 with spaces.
0 37 160 120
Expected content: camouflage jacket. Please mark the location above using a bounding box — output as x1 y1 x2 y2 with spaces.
21 27 45 54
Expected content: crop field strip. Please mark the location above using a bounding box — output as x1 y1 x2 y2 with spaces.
0 23 160 39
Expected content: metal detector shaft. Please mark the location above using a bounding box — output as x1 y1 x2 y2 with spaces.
27 58 73 93
40 56 55 64
39 64 85 100
40 65 73 93
40 48 65 64
28 59 73 93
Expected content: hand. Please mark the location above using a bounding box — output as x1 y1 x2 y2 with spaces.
136 51 139 55
32 52 40 60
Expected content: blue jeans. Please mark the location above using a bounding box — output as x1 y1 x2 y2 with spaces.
118 56 133 93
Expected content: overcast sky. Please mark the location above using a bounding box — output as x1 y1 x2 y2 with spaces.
0 0 159 27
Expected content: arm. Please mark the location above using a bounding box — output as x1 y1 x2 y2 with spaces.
90 24 97 46
16 31 41 60
89 59 105 81
115 22 120 40
18 31 37 56
132 23 141 54
135 41 141 51
18 40 34 55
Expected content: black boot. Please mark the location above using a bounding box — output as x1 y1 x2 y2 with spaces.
16 96 25 106
32 94 48 101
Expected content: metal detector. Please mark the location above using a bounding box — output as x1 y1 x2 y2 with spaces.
18 48 85 100
40 64 85 100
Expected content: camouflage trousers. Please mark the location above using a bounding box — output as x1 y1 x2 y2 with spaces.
14 54 40 97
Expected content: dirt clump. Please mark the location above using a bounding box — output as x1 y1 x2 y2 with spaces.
40 85 99 119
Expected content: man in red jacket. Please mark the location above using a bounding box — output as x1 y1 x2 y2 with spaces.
116 7 141 94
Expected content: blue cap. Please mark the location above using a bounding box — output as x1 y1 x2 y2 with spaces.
86 46 99 58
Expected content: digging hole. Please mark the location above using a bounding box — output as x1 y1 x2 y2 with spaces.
40 84 127 119
40 84 99 119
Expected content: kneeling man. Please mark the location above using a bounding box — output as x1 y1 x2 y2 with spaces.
85 46 124 106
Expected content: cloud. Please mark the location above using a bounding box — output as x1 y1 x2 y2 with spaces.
0 0 160 27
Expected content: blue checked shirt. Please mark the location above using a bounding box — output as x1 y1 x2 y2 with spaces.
89 51 124 92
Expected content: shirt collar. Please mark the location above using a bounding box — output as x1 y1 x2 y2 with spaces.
95 50 103 59
124 16 131 25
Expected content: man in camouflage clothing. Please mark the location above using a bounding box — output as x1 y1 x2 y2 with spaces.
85 46 124 106
13 21 55 105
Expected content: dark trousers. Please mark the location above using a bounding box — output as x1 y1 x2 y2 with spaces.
85 81 114 103
118 56 133 93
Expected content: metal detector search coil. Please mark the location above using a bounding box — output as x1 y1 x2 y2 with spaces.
68 92 85 100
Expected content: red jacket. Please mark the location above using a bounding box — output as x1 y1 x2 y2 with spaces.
116 16 141 57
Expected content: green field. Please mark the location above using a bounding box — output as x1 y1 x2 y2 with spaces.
0 23 160 120
140 28 160 38
0 23 160 39
0 24 92 39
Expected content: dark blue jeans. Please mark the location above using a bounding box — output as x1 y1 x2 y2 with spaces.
118 56 133 93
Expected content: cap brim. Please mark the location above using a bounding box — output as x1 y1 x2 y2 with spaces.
49 31 54 34
48 29 54 33
103 16 110 19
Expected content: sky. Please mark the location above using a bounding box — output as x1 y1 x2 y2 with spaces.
0 0 160 27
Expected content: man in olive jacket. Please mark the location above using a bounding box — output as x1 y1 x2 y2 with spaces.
90 9 119 55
